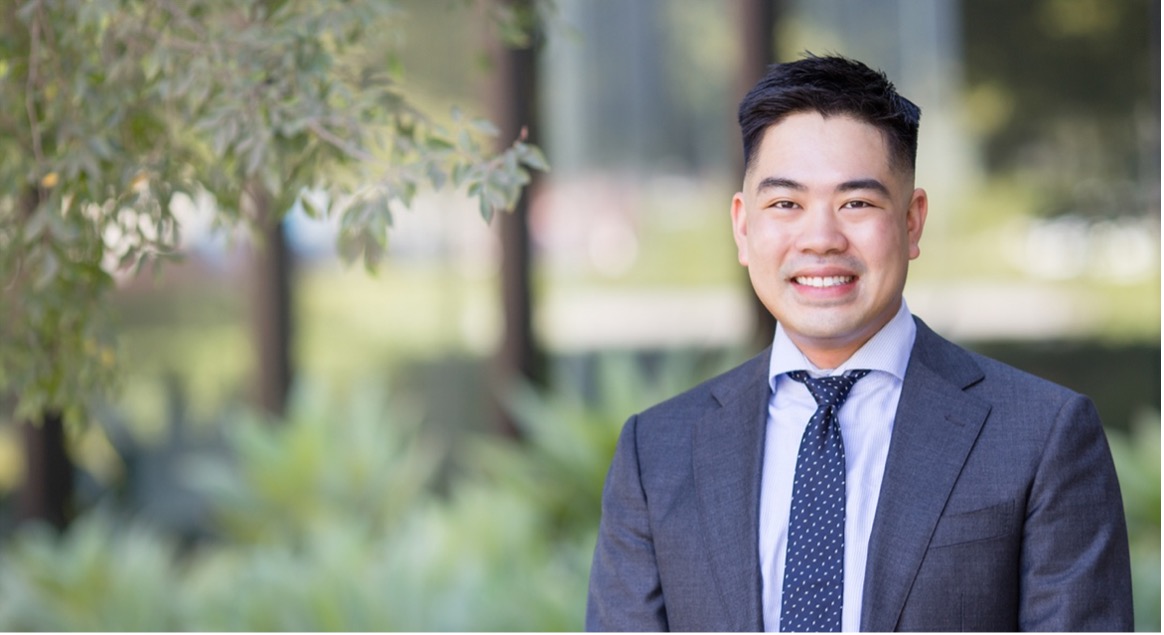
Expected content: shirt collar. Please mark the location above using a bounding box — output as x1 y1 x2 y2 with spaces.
767 299 916 389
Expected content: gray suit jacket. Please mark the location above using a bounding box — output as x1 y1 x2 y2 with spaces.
586 318 1133 631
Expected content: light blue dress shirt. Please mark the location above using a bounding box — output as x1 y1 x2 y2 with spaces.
760 300 916 632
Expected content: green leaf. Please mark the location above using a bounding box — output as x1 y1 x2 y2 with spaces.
423 136 455 153
336 228 363 265
478 196 495 223
426 163 446 190
518 144 550 172
88 136 115 161
48 213 80 244
457 129 474 153
470 118 500 137
399 180 417 208
397 118 416 140
366 198 392 237
142 53 161 81
451 163 469 188
361 228 386 272
299 190 326 219
23 209 51 244
385 53 405 81
33 249 59 290
245 137 266 177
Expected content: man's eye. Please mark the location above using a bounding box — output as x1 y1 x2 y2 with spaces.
770 200 797 209
843 200 872 209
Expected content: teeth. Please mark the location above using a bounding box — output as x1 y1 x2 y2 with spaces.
796 275 853 288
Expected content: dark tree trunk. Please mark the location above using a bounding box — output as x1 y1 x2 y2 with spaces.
737 0 782 351
19 411 72 530
487 0 545 438
247 180 294 419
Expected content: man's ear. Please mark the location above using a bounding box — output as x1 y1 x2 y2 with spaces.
731 192 749 266
906 187 928 260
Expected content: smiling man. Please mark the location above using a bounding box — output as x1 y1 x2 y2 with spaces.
586 55 1132 632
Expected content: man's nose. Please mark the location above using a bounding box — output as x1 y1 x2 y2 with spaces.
795 206 848 254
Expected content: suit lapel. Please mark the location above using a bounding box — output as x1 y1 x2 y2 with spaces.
860 319 991 632
692 351 770 632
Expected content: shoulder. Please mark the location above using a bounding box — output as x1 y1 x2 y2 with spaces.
912 316 1091 413
967 349 1078 397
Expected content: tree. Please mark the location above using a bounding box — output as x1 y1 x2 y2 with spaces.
0 0 546 526
488 0 546 438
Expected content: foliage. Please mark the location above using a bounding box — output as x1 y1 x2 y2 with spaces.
0 352 730 630
181 381 442 546
1107 410 1161 632
0 512 182 631
0 0 184 424
0 0 547 425
961 0 1157 219
175 381 448 631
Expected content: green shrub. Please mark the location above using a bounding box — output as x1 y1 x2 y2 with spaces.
0 353 730 630
1108 410 1161 632
0 512 183 630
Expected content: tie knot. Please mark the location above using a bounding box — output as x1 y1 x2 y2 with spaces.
787 369 870 409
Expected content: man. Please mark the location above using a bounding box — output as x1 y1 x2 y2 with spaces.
585 55 1132 632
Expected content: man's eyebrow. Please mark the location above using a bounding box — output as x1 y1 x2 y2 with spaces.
837 178 891 196
755 177 805 193
755 177 892 197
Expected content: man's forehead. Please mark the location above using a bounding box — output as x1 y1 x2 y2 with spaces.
746 114 912 186
757 112 887 151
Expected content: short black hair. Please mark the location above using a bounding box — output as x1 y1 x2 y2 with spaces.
738 54 921 175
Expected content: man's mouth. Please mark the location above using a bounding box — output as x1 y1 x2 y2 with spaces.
793 275 855 288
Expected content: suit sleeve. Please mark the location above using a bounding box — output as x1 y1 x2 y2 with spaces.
586 414 669 631
1019 393 1134 631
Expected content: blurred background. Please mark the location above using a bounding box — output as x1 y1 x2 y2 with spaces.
0 0 1158 630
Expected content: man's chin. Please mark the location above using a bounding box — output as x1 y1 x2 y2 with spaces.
778 305 864 336
778 309 880 349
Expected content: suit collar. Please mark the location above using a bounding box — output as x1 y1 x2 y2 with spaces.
860 317 991 631
694 349 771 631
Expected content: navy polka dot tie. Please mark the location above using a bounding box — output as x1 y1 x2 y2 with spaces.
780 369 870 632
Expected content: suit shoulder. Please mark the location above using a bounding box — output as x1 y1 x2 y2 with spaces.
914 317 1087 403
969 349 1079 395
912 318 1094 418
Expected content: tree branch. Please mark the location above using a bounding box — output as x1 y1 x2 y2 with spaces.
24 3 45 169
306 119 375 162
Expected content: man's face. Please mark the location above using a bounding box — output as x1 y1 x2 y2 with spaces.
731 112 927 368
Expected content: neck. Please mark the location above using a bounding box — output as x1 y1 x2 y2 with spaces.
788 306 902 370
797 343 863 371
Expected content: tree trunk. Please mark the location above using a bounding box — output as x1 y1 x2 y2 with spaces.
487 0 544 438
18 411 72 530
247 180 294 419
